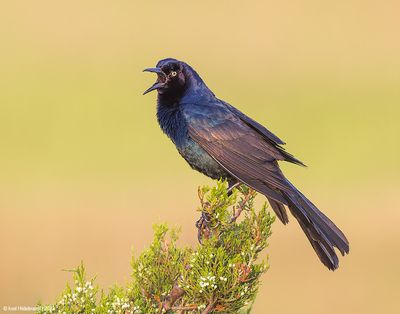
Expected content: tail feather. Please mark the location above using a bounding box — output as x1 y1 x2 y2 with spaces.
267 197 289 225
298 219 339 269
283 181 349 270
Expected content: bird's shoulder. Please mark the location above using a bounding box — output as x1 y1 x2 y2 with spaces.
180 99 242 128
181 100 251 143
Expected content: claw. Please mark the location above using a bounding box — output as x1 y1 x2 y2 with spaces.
195 212 212 244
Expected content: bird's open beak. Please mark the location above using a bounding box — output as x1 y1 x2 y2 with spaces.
143 67 166 95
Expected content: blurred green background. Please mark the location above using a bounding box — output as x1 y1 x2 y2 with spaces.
0 1 399 313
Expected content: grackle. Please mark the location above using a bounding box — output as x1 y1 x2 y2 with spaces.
143 58 349 270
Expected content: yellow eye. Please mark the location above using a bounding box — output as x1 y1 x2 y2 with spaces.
171 71 177 77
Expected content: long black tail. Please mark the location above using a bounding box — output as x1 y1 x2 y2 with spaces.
280 181 349 270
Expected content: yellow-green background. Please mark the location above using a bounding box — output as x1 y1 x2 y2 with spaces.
1 1 399 313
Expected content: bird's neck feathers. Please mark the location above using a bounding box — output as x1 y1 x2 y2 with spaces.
156 103 187 148
180 63 215 103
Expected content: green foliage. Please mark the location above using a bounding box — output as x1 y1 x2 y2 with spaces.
37 262 98 314
37 181 275 314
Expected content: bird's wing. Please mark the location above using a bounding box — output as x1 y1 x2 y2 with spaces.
221 100 286 145
182 102 295 201
220 101 305 166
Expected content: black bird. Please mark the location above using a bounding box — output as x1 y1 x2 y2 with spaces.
143 58 349 270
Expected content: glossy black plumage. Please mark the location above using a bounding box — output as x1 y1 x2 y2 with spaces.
143 58 349 270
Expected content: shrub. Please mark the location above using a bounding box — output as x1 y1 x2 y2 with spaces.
37 181 274 314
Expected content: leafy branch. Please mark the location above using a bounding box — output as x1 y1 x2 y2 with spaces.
37 180 275 314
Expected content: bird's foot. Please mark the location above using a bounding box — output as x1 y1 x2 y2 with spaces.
195 211 212 244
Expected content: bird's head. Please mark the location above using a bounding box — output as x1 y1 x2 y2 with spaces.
143 58 187 96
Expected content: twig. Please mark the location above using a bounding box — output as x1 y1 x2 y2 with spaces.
171 304 198 311
201 299 216 314
161 285 185 312
230 189 254 222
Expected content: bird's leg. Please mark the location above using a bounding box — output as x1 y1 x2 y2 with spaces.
195 211 212 244
227 181 240 196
